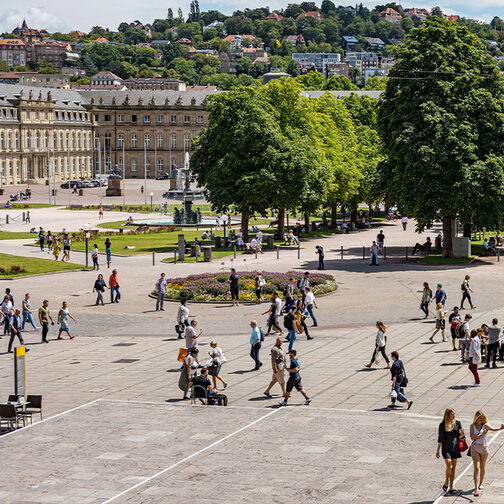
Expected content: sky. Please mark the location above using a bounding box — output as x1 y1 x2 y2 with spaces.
1 0 503 34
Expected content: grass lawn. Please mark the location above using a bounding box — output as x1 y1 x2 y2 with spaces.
97 217 273 230
418 240 484 265
162 248 236 263
0 231 37 240
7 203 57 209
0 253 83 278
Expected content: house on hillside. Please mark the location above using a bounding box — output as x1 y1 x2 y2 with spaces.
296 11 324 21
404 8 429 19
364 37 385 51
342 36 358 49
129 21 152 38
380 8 402 24
285 34 305 47
265 12 284 21
223 34 256 50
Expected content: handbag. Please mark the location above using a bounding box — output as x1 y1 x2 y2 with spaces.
177 348 188 362
401 364 408 388
458 437 468 452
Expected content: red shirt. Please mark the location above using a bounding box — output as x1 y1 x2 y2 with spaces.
109 274 118 287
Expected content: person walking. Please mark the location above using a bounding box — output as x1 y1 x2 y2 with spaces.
369 241 379 266
5 288 13 305
57 301 76 340
52 238 61 261
401 215 408 231
93 274 106 306
263 294 283 336
38 299 54 343
104 238 112 267
177 298 190 335
278 350 311 406
315 245 325 270
430 303 447 343
283 277 296 313
436 408 465 495
304 287 318 327
485 318 501 368
448 306 461 352
21 293 38 330
377 230 385 253
254 271 265 304
264 337 286 398
91 244 99 270
185 319 202 352
295 300 313 340
460 275 474 310
229 268 239 306
62 235 71 262
460 314 472 363
179 348 200 400
420 282 433 318
433 283 447 308
284 306 297 352
468 328 482 386
469 410 504 497
8 308 27 353
38 228 45 251
298 272 310 304
208 340 227 389
25 210 30 223
109 269 120 303
155 272 167 311
46 231 54 252
250 320 262 370
99 206 104 220
364 321 390 369
1 294 13 336
388 351 413 409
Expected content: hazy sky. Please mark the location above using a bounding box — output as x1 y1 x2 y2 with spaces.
1 0 503 34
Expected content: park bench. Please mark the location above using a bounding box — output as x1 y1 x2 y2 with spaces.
129 206 138 211
70 205 82 209
102 205 113 210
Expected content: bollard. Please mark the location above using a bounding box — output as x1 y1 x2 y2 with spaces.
152 252 155 266
362 245 365 260
5 215 9 224
340 245 343 259
234 245 236 259
196 250 198 263
297 244 300 259
174 250 177 264
405 247 408 260
22 212 26 222
255 248 258 259
276 246 279 259
384 246 387 260
498 249 500 262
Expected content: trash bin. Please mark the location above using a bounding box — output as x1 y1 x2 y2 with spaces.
119 228 124 235
435 235 442 251
51 189 57 196
202 246 212 262
190 244 201 257
265 235 274 250
214 236 222 249
78 189 83 196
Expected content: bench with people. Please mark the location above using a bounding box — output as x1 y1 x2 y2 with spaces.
411 236 432 256
284 229 299 246
482 238 498 256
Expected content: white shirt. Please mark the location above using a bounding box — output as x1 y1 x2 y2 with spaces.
91 247 98 258
375 330 386 347
462 322 470 341
370 244 378 254
274 297 282 316
177 304 189 323
305 291 315 306
469 334 480 358
1 300 12 315
402 216 408 223
256 231 263 242
251 238 258 249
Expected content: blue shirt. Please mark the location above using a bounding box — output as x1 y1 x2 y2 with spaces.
250 327 261 345
290 358 300 378
435 289 446 303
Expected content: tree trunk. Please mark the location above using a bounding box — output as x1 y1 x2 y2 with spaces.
442 216 453 258
241 213 249 243
351 209 357 223
331 202 338 228
304 213 310 234
277 208 285 240
463 222 472 238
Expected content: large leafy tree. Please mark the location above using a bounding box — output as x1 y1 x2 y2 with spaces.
378 17 504 257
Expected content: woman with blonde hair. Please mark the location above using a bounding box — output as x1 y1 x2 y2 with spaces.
461 274 474 310
208 340 227 389
430 302 446 343
364 321 390 369
436 408 464 495
469 410 504 496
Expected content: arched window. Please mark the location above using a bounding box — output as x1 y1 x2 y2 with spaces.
170 134 177 149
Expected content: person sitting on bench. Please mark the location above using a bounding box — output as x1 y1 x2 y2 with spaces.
189 368 215 405
483 239 497 255
412 237 432 256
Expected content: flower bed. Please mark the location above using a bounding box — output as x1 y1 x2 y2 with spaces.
156 271 338 302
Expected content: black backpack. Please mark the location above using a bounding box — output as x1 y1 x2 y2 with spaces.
259 328 265 342
283 314 290 329
208 393 227 406
297 278 302 289
283 285 289 297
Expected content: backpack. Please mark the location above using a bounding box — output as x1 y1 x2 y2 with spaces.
283 314 290 329
461 282 467 292
283 285 289 297
297 278 302 289
259 328 265 342
208 393 227 406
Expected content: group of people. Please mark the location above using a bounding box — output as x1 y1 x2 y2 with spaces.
37 228 72 262
1 288 77 350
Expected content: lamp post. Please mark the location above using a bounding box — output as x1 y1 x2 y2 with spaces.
82 223 91 268
150 192 154 212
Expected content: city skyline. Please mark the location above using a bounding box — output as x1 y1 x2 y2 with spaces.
1 0 503 35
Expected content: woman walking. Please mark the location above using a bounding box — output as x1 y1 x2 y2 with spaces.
469 410 504 496
254 271 265 304
62 235 71 262
295 299 313 340
91 244 99 270
420 282 432 318
57 301 76 340
430 303 447 342
388 351 413 410
460 275 474 310
93 274 106 306
263 297 282 335
46 231 54 252
364 321 390 369
105 238 112 267
52 238 61 261
468 328 482 386
208 340 227 389
179 348 200 400
436 408 465 495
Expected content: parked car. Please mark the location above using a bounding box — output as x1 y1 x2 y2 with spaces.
81 180 94 188
156 173 170 180
60 180 83 189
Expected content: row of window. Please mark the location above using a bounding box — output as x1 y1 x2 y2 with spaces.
95 157 180 172
24 109 89 122
100 133 192 150
23 131 92 150
100 114 204 125
0 108 18 120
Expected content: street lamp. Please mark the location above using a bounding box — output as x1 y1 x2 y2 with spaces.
150 192 154 211
82 223 91 268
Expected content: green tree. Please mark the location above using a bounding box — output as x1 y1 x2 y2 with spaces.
171 57 198 84
295 71 325 89
0 61 9 72
325 75 358 90
363 76 387 90
378 17 504 257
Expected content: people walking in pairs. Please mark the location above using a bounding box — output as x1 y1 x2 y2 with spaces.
388 351 413 409
57 301 76 340
249 320 262 370
460 275 474 310
468 328 482 386
436 408 464 495
364 321 390 369
109 269 120 303
420 282 432 318
155 272 167 311
469 410 504 497
264 337 286 398
304 287 318 327
21 293 38 330
93 274 106 306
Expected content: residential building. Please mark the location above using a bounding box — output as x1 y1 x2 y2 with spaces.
203 21 225 32
296 11 324 21
379 8 402 23
404 8 429 19
292 53 341 75
286 34 305 46
218 52 240 73
62 67 86 77
0 84 93 185
380 57 396 72
176 38 196 52
342 36 359 49
27 39 78 69
240 48 267 62
326 62 350 78
0 72 20 84
17 73 71 89
90 71 123 86
344 52 379 73
446 15 460 21
223 34 256 50
123 77 186 91
364 37 385 51
265 12 283 21
12 20 43 44
0 39 27 69
129 21 152 38
363 67 387 83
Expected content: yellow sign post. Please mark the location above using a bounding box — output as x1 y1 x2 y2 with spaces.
14 345 26 401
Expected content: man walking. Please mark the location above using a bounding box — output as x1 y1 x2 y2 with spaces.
278 350 311 406
185 319 202 352
155 272 168 311
304 287 318 327
401 215 408 231
377 230 385 253
298 272 310 304
448 306 461 352
21 293 38 330
433 283 447 308
38 299 54 343
461 314 472 364
485 318 501 369
109 269 120 303
250 320 262 370
370 241 379 266
1 294 13 336
315 245 325 270
284 307 297 352
264 337 286 398
284 277 296 313
8 308 28 353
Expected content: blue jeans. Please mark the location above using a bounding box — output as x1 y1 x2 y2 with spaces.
105 248 112 263
391 381 407 404
306 304 317 326
22 311 37 330
250 343 262 369
288 329 296 352
461 291 472 308
370 253 378 265
111 286 120 302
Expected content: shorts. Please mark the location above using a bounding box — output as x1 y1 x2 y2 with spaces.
471 443 489 456
436 319 445 329
271 369 285 386
64 246 70 251
286 375 303 393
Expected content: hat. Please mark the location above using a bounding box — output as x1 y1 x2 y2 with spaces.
210 340 217 347
437 283 442 287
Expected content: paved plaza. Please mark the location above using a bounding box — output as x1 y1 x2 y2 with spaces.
1 196 504 503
